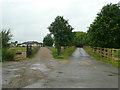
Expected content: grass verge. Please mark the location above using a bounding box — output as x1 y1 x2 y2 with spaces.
48 46 76 59
83 47 120 68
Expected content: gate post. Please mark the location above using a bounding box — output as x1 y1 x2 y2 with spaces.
26 44 32 57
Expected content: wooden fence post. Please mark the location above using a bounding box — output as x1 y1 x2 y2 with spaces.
26 44 32 57
86 46 119 61
99 47 101 57
111 49 113 60
106 48 108 59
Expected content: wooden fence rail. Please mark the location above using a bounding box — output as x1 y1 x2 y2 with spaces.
84 46 120 60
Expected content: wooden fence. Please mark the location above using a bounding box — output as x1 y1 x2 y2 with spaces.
15 50 26 59
11 45 40 60
84 46 120 60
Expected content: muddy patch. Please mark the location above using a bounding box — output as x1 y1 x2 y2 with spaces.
30 63 50 72
82 61 92 66
57 60 70 65
2 69 45 88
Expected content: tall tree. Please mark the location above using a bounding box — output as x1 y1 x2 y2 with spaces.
48 16 74 56
43 34 54 46
87 4 120 48
1 29 13 48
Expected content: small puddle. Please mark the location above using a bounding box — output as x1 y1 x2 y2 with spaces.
30 63 50 72
14 74 21 77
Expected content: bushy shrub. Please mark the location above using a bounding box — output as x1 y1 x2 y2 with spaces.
2 49 15 61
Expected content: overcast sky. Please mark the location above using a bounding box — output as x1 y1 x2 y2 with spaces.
1 0 119 43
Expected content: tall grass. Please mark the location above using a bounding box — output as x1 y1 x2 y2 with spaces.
2 49 15 61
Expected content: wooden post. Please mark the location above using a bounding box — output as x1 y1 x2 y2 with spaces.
101 48 104 57
104 48 105 58
26 44 32 57
106 48 108 59
111 48 113 60
26 44 29 57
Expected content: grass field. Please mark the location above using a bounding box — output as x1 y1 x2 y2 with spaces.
9 46 38 51
9 47 26 50
83 47 120 68
48 46 76 59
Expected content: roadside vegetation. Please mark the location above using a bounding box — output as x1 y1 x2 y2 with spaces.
9 46 40 59
48 46 76 59
72 32 87 47
72 4 120 49
84 47 120 68
43 16 75 59
1 28 40 61
43 34 54 47
1 29 15 62
2 49 15 62
83 4 120 67
28 46 40 58
48 16 74 56
72 4 120 66
87 4 120 48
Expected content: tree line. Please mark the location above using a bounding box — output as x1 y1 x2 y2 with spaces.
87 3 120 48
43 3 120 56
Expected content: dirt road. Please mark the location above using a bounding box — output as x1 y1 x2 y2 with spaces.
2 47 118 88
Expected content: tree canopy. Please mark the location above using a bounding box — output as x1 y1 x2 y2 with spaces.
87 4 120 48
48 16 74 55
43 34 54 46
1 29 13 48
73 32 87 47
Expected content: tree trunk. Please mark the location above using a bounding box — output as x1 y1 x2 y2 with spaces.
57 44 61 56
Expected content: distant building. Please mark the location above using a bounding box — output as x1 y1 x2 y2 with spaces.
18 43 26 47
10 42 17 47
10 41 42 47
17 43 22 47
38 43 43 47
21 41 42 47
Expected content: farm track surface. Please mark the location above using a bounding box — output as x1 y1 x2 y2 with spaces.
2 47 119 88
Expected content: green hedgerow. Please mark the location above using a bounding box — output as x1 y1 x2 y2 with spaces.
2 49 15 61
